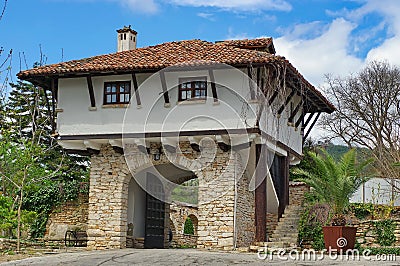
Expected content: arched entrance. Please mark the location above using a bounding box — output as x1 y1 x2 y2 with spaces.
127 163 198 249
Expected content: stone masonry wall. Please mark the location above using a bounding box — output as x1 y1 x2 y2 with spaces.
289 181 310 206
266 213 278 238
87 141 246 250
45 194 89 240
87 145 131 250
169 201 198 236
235 153 255 248
354 219 400 248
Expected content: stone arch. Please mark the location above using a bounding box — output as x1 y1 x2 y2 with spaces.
124 145 204 181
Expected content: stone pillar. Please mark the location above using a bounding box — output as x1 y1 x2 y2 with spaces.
235 154 255 247
196 147 246 250
87 145 131 250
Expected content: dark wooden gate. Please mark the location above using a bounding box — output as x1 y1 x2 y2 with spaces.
144 173 165 249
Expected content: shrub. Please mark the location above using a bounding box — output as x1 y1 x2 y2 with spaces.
184 217 194 235
374 220 396 246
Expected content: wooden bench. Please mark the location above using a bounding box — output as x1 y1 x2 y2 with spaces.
64 230 88 247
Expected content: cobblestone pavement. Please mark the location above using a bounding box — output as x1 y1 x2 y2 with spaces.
0 249 399 266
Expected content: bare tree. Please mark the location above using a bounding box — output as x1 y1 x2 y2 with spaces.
320 60 400 185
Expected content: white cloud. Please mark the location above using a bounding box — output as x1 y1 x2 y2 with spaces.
166 0 292 12
197 12 215 21
275 18 363 86
115 0 158 14
226 27 250 40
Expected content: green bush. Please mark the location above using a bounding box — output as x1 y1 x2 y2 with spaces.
374 220 396 246
351 203 373 220
359 246 400 255
298 206 325 250
184 217 194 235
0 195 17 234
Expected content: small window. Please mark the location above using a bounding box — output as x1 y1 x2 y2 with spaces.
178 77 207 101
104 81 131 105
124 33 126 40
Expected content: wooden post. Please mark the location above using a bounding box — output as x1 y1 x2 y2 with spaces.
255 144 267 242
131 72 142 106
86 75 96 108
247 66 256 100
160 71 170 106
208 69 218 103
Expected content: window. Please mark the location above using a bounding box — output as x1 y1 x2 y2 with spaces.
178 77 207 101
104 81 131 105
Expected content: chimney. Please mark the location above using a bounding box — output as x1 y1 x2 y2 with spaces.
117 25 137 52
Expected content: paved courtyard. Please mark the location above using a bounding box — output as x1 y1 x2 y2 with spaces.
0 249 399 266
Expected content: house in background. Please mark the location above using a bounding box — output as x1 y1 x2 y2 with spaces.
17 26 334 250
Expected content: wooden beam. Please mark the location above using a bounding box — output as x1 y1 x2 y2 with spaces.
50 79 56 134
247 66 256 100
255 144 267 242
295 111 304 128
208 69 218 103
131 72 142 106
86 75 96 108
268 90 278 105
303 112 316 128
288 100 302 122
159 71 170 106
256 67 261 88
277 89 296 115
303 112 321 141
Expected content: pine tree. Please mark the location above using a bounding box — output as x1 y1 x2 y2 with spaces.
1 80 90 238
3 81 89 184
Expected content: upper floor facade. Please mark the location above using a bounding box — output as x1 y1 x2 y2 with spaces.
17 31 334 158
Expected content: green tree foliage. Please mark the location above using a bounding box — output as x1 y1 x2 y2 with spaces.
184 217 194 235
0 80 90 242
293 149 372 225
0 134 48 249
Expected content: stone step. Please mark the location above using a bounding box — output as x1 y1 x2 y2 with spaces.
271 233 298 239
270 237 297 243
252 241 290 249
278 218 300 223
281 212 302 218
275 224 299 230
284 206 303 211
276 221 298 225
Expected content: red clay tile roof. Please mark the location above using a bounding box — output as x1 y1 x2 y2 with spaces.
216 38 275 53
18 40 280 77
17 38 334 112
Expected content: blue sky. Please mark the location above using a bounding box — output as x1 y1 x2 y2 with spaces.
1 0 400 87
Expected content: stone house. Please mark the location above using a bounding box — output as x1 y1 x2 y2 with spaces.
17 26 334 250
